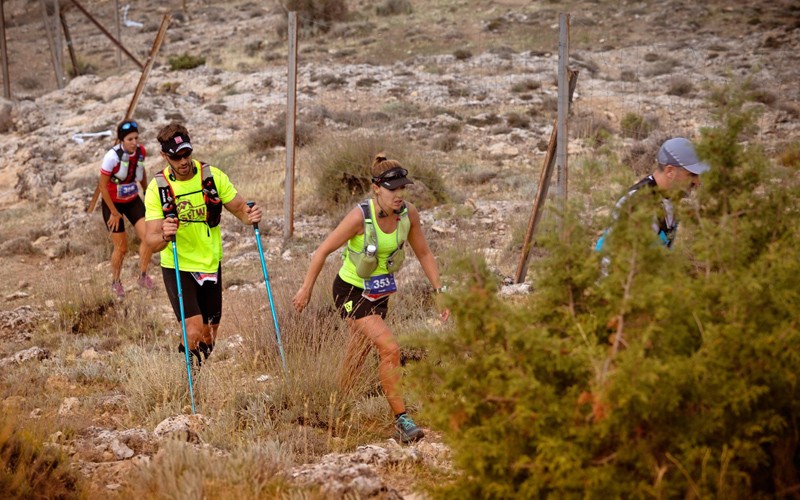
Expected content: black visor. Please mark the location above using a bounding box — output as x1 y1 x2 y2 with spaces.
161 133 193 155
372 167 414 190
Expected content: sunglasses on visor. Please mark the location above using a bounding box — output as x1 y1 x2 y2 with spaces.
167 149 192 161
372 167 408 184
120 121 137 131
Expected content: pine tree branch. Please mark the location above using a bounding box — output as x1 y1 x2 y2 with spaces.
599 247 637 385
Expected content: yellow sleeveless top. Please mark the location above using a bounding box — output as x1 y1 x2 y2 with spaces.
338 199 401 288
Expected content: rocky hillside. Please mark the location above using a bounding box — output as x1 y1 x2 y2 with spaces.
1 0 799 497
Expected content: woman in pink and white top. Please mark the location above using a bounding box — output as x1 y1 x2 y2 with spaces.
97 120 154 298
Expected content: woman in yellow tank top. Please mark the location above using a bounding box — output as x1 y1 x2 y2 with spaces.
292 154 449 444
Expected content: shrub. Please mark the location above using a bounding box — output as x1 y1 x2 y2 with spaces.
572 111 614 148
168 53 206 71
246 112 316 152
308 132 447 214
18 76 43 90
278 0 348 33
66 55 97 77
511 79 541 93
206 103 228 115
619 69 638 82
432 133 459 152
0 237 36 257
666 76 694 96
645 59 675 77
0 414 85 498
376 0 412 16
620 111 655 139
411 83 800 497
505 112 530 129
777 142 800 169
453 49 472 60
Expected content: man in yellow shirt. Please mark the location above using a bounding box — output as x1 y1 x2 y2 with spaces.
144 123 262 365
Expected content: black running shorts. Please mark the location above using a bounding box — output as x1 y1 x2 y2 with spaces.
102 197 145 233
332 274 389 320
162 266 222 325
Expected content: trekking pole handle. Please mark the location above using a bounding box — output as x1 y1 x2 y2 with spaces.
246 201 259 229
166 214 177 242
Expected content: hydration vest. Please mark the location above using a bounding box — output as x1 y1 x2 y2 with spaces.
154 160 222 228
110 144 145 185
347 199 410 279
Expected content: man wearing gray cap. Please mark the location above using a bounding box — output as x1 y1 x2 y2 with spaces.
595 137 710 251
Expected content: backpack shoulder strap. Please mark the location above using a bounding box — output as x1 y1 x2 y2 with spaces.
359 199 377 251
199 162 223 227
396 203 410 247
154 168 177 217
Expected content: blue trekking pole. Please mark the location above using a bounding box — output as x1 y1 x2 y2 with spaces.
246 201 287 373
167 214 197 414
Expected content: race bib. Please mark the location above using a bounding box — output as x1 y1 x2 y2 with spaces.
362 273 397 301
117 182 138 198
191 272 218 286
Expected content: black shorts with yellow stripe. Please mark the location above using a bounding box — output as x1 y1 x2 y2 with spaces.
332 274 389 320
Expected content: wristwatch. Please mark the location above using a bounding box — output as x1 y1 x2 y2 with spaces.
434 286 448 294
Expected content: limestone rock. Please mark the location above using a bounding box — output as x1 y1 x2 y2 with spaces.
0 346 50 368
499 283 532 296
58 397 81 416
154 414 210 442
291 444 422 497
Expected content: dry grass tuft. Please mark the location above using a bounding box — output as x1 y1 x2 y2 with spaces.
122 439 291 498
0 412 86 498
122 346 189 426
230 278 382 425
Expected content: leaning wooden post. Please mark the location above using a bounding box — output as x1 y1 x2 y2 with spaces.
513 68 578 284
124 13 170 120
114 0 122 67
60 12 80 76
39 0 65 89
0 0 10 99
284 11 298 240
53 0 63 72
88 13 170 214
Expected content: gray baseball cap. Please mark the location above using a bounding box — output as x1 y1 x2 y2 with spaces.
657 137 710 175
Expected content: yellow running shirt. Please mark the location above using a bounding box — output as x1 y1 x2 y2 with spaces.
144 161 237 273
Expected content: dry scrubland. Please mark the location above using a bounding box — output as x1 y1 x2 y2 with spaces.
1 0 800 497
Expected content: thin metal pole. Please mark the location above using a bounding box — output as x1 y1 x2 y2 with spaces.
114 0 121 67
0 0 10 99
555 13 570 214
284 11 298 240
70 0 143 69
60 12 79 76
40 0 64 89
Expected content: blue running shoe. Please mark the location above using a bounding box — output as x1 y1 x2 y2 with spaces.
394 414 425 443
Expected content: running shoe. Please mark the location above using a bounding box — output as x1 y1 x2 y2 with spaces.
394 414 425 443
111 281 125 299
137 273 154 289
